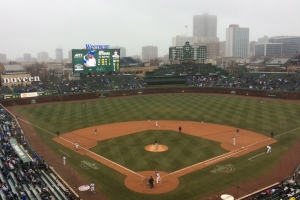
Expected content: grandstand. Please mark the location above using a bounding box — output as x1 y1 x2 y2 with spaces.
0 105 77 200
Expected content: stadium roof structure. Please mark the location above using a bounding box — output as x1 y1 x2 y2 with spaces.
249 59 264 66
3 64 26 74
267 57 290 65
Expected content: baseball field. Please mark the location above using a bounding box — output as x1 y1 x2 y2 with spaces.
11 93 300 199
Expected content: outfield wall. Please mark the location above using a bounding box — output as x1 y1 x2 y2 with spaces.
0 87 299 106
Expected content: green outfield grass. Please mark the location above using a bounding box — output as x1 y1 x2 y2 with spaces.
90 130 228 172
14 94 300 200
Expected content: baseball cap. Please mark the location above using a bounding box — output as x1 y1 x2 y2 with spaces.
88 51 95 55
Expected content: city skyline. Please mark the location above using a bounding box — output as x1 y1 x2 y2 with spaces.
0 0 299 60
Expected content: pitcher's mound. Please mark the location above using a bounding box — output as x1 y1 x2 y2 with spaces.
145 144 168 152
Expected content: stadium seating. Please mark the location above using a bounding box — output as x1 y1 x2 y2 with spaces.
0 105 76 200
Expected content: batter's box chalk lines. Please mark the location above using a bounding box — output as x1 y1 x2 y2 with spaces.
17 118 145 179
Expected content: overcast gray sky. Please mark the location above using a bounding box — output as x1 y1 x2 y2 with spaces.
0 0 299 60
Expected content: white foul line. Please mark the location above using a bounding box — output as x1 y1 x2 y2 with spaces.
17 118 145 179
205 148 248 164
248 152 265 161
59 150 71 157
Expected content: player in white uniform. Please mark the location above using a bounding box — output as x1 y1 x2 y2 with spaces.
63 157 66 165
155 172 161 183
232 137 236 145
90 182 95 193
75 142 79 151
267 146 272 153
84 51 96 67
156 120 158 127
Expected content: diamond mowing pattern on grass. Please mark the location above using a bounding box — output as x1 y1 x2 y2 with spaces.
13 94 300 199
16 94 300 136
90 130 228 172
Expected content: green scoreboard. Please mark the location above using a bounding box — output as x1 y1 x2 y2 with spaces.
169 41 206 61
72 49 120 73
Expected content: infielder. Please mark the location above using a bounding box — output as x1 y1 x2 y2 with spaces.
90 182 95 194
84 51 96 67
232 137 236 145
75 142 79 151
156 120 159 127
155 172 161 183
267 146 272 153
63 157 66 165
155 139 158 150
236 129 239 136
94 129 97 136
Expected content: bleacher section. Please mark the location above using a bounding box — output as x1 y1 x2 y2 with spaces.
2 64 300 96
0 105 76 200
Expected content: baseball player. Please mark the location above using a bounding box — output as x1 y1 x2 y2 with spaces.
201 119 204 124
156 120 158 127
232 137 236 145
236 129 239 136
94 129 97 136
63 157 66 165
267 146 272 153
90 182 95 194
84 51 96 67
75 142 79 151
155 139 158 150
148 118 150 123
155 172 161 183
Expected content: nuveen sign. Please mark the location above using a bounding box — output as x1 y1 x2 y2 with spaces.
2 76 40 83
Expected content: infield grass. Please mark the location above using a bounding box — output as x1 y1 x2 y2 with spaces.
14 94 300 200
90 130 228 172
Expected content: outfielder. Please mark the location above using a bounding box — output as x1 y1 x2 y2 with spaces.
155 172 161 183
84 51 96 67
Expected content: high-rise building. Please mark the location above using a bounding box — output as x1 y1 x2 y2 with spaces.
23 53 31 62
110 46 126 57
142 46 158 60
219 41 226 57
249 41 257 58
0 53 6 63
193 13 217 38
258 35 269 44
172 35 197 46
269 36 300 56
55 48 63 62
226 24 249 58
37 51 49 62
68 50 72 62
255 43 282 57
194 37 220 59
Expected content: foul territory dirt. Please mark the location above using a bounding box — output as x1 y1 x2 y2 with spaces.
52 120 276 194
